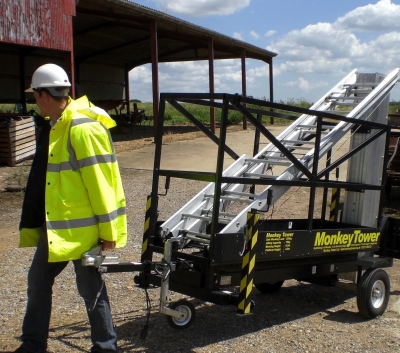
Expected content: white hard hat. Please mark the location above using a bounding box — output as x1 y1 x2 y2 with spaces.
26 63 71 97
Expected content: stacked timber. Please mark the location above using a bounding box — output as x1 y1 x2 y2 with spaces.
0 115 36 166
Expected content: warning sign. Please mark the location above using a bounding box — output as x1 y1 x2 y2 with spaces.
265 232 294 252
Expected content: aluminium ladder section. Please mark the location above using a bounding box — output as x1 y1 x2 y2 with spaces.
158 69 400 246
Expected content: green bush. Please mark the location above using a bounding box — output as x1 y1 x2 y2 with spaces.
389 101 400 113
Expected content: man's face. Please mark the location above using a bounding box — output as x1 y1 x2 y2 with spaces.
33 90 49 117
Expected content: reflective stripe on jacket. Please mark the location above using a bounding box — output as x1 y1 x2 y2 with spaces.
20 96 127 262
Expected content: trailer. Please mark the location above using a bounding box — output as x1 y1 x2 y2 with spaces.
83 68 400 330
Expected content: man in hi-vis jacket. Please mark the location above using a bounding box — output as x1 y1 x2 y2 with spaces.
14 63 127 353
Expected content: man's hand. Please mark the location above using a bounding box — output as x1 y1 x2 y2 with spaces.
99 238 116 251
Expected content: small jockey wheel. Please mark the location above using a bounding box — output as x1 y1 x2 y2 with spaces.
166 299 196 329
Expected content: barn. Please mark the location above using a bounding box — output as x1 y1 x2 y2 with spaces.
0 0 277 165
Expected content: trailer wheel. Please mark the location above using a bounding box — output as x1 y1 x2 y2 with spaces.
357 268 390 319
166 299 196 330
255 280 284 294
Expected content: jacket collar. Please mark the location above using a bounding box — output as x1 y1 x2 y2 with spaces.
58 96 117 130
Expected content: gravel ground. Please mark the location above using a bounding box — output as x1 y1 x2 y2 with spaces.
1 131 400 353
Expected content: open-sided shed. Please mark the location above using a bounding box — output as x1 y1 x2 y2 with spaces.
0 0 277 126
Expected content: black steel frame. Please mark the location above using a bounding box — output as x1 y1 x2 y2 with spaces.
129 93 397 304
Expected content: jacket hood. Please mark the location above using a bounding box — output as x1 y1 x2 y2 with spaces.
72 95 117 129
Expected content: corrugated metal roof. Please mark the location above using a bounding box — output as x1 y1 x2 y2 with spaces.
74 0 277 69
121 0 277 58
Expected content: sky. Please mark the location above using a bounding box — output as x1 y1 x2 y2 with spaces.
128 0 400 104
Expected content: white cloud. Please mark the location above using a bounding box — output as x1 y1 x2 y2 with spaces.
129 65 152 84
158 60 245 94
283 77 328 92
214 60 244 91
267 22 359 75
233 32 244 40
159 62 209 92
267 0 400 80
248 64 270 79
352 31 400 71
250 30 260 40
129 59 263 100
128 0 400 103
157 0 250 17
335 0 400 32
129 65 153 102
264 30 276 37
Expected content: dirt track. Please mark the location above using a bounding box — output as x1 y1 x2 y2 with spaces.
1 126 400 352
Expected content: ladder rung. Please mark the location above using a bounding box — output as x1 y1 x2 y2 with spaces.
333 102 356 107
283 144 312 150
200 209 237 218
186 234 210 244
182 213 209 221
181 229 211 239
204 194 254 204
343 83 377 87
350 88 373 98
260 155 290 161
218 211 237 217
243 173 278 179
302 130 329 135
328 96 366 101
332 110 352 115
297 124 334 129
225 190 258 197
181 213 231 224
281 139 315 145
245 158 291 166
221 196 254 203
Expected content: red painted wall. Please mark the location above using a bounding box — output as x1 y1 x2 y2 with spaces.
0 0 75 51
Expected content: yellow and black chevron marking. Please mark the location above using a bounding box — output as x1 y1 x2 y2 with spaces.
141 194 152 261
329 188 340 222
238 211 260 314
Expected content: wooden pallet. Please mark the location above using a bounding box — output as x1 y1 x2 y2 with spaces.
0 116 36 166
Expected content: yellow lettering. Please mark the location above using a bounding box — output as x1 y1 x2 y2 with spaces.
314 232 325 246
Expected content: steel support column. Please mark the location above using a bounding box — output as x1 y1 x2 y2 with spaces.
125 65 131 116
150 19 159 136
208 37 215 134
241 49 247 130
268 58 274 124
19 51 26 114
68 27 75 99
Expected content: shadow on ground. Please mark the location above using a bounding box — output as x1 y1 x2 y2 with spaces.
23 281 386 353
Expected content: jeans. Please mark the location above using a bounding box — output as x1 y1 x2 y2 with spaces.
20 227 118 353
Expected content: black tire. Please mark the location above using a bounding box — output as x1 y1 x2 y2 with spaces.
166 299 196 330
357 268 390 319
255 280 284 294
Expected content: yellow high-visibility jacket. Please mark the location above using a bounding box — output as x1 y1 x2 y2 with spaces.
20 96 127 262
